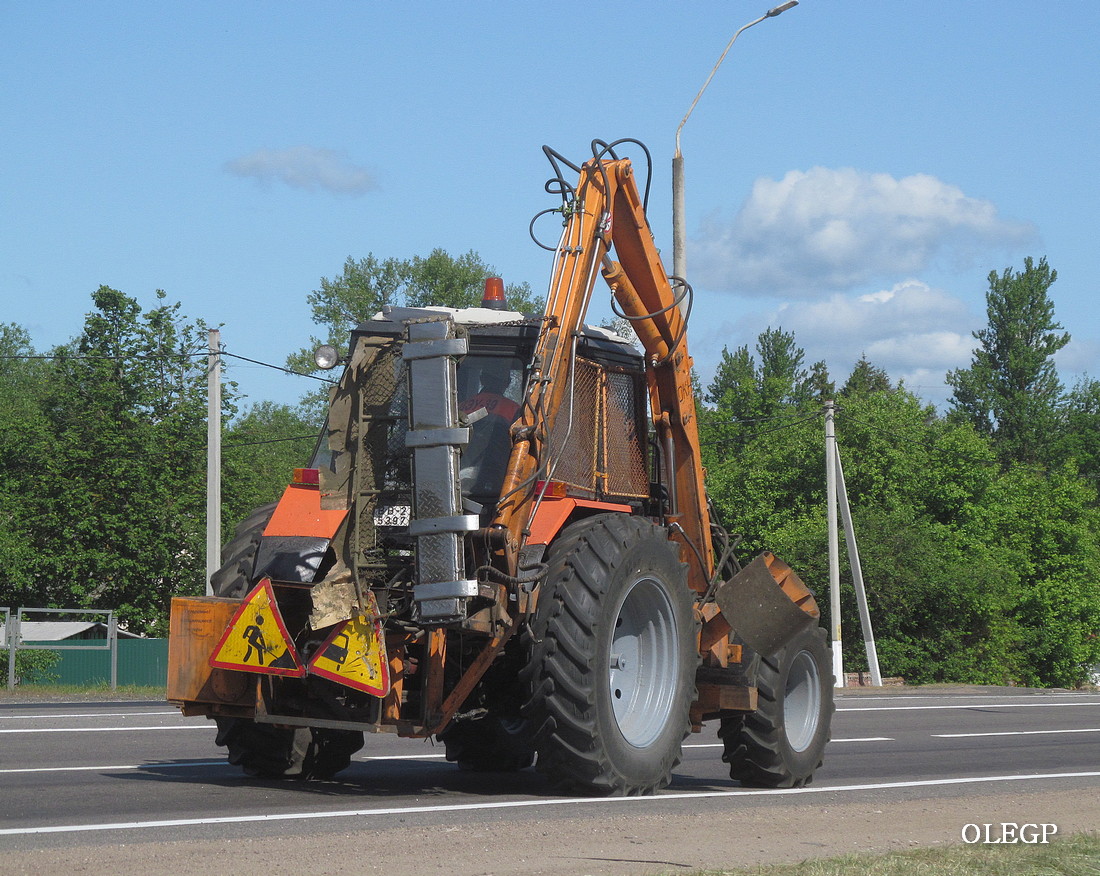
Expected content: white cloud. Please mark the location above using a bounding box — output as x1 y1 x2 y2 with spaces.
691 279 976 405
225 146 377 195
770 279 974 380
692 167 1035 297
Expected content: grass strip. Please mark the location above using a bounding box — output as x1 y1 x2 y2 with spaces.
681 832 1100 876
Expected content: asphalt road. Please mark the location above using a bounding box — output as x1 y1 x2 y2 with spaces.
1 688 1098 874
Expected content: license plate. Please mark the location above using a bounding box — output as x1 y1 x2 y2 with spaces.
373 504 411 528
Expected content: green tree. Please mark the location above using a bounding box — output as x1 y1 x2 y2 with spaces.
0 324 53 608
704 370 1100 687
702 328 819 452
404 249 537 309
27 287 210 633
968 463 1100 687
807 360 835 404
221 401 320 534
706 344 756 410
288 249 540 419
705 329 815 416
947 256 1069 466
1051 377 1100 489
841 354 893 398
756 327 811 415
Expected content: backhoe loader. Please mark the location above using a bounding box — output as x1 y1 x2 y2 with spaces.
168 139 833 795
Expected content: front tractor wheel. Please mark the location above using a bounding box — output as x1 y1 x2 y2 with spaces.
522 514 698 796
719 624 833 788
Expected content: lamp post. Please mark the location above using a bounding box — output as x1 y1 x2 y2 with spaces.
672 0 798 301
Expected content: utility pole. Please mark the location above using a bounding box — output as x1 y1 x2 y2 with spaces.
834 443 882 686
824 400 844 687
672 1 798 314
206 328 221 596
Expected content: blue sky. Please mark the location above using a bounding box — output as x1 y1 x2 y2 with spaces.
4 1 1098 412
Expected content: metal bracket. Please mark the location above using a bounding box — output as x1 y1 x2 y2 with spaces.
403 316 472 624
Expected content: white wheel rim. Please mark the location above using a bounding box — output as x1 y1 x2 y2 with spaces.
608 575 678 748
784 648 821 752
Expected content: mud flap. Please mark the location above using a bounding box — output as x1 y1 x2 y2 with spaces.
713 553 816 657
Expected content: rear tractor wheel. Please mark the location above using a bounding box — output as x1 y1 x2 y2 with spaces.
522 513 698 796
439 713 534 772
210 504 363 780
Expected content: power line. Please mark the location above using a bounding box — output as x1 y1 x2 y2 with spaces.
835 406 1001 469
1 349 336 384
220 351 336 384
699 410 822 446
0 352 206 361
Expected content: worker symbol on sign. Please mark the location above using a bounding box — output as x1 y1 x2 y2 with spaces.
209 578 306 677
242 614 270 665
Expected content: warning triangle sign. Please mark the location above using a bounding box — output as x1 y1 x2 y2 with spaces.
307 592 390 696
210 578 305 677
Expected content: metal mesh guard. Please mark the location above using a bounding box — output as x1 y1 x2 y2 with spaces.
547 358 600 491
605 369 648 497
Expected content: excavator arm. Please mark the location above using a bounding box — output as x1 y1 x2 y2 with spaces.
494 146 713 591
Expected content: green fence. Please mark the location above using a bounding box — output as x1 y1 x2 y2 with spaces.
23 639 168 687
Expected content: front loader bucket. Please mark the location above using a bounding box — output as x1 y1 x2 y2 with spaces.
714 552 818 657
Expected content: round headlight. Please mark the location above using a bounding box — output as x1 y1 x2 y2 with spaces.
313 344 340 370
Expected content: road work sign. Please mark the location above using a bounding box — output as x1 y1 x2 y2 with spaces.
307 592 390 696
209 578 305 677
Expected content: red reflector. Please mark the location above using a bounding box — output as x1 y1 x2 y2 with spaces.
482 277 507 310
293 467 320 485
535 480 568 499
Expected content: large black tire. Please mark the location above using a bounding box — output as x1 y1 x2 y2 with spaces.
719 624 833 788
522 514 698 796
438 714 534 772
214 718 313 778
209 502 277 599
210 503 363 780
213 719 364 780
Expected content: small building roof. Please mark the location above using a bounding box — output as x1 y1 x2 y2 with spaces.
15 621 143 641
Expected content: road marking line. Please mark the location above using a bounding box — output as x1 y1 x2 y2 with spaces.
838 701 1100 712
358 753 445 761
830 737 894 742
684 738 892 748
0 741 899 775
0 761 228 775
0 711 180 720
0 725 210 734
933 728 1100 739
4 771 1097 837
839 694 1097 701
0 755 448 774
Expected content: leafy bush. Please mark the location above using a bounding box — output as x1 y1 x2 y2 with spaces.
0 649 61 685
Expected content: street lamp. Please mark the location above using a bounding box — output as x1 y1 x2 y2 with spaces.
672 1 798 297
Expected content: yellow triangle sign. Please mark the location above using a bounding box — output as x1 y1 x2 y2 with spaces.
307 592 390 696
210 578 305 677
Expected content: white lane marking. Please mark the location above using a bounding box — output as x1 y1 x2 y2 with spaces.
838 701 1100 712
838 694 1098 702
0 761 228 775
4 771 1098 837
0 711 180 720
0 755 448 775
0 725 210 734
830 737 894 742
933 728 1100 739
0 741 903 775
684 738 892 749
357 753 446 761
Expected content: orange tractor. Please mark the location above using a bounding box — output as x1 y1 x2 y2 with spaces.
168 139 832 794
